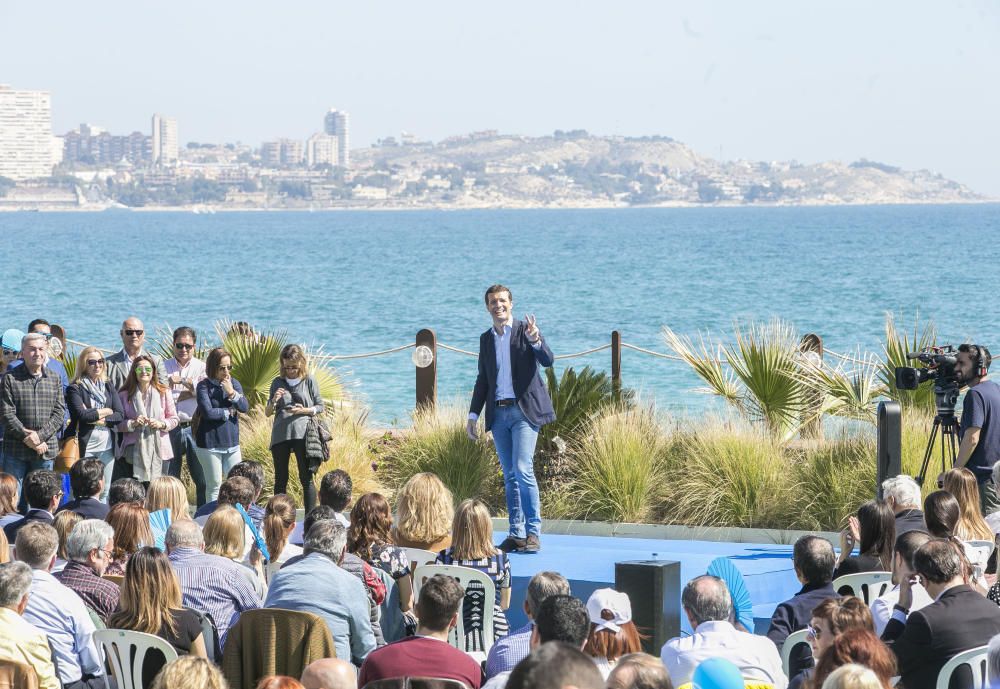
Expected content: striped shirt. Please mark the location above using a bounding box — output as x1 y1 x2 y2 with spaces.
168 546 261 643
485 622 532 677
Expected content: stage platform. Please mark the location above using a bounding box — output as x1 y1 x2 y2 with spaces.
498 530 801 635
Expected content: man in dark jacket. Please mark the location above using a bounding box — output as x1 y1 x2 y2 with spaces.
3 470 62 542
467 284 555 553
882 475 928 536
57 459 108 520
767 535 837 679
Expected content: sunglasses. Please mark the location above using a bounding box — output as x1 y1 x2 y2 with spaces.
135 366 154 374
123 329 144 336
37 332 53 340
218 365 233 371
806 625 822 641
1 349 16 356
174 343 194 350
87 359 105 366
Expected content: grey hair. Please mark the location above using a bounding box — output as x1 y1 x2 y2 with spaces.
526 571 571 616
21 332 47 348
165 519 204 549
881 475 921 509
304 520 347 560
0 561 33 608
66 519 115 563
14 522 58 570
681 575 733 626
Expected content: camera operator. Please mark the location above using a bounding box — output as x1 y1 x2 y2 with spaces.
950 344 1000 514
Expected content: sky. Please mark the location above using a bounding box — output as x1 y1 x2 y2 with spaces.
2 0 999 195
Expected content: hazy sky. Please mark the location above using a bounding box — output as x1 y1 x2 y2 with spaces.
3 1 998 195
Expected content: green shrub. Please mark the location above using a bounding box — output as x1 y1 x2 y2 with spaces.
794 434 876 530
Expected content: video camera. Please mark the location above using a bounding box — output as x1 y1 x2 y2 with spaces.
894 345 960 390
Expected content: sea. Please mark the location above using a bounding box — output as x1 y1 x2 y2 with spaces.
3 204 999 425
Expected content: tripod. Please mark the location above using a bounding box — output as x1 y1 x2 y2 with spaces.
915 384 962 487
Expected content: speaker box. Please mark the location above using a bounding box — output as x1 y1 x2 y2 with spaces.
877 400 902 498
615 560 681 655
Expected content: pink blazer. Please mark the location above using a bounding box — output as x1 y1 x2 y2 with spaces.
117 389 178 459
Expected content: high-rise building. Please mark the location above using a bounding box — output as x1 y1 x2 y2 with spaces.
0 85 55 181
151 114 178 166
306 133 339 168
323 109 350 168
260 138 303 168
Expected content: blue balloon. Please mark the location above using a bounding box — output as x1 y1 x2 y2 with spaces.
693 658 746 689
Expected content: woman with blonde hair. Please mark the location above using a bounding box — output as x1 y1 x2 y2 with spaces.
204 505 266 597
942 468 993 541
53 509 83 572
393 472 453 553
66 345 124 500
146 476 191 521
151 656 227 689
435 498 512 640
0 473 22 530
105 502 154 576
108 547 207 688
263 494 301 583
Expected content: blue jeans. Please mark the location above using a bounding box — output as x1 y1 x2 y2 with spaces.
1 453 54 512
168 425 207 506
91 447 115 502
195 446 243 503
491 404 541 539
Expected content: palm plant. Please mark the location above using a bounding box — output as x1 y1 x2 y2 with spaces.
217 323 288 409
59 345 80 382
795 351 886 425
880 313 936 413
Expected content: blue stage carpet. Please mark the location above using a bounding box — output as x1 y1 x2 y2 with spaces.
498 531 800 635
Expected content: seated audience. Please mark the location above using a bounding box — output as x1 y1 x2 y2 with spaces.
989 633 1000 689
264 493 302 583
789 597 873 689
300 658 358 689
348 492 413 613
0 529 7 563
107 477 146 507
923 490 984 590
195 475 255 526
0 472 20 530
942 468 993 541
151 655 228 689
257 677 305 689
54 519 119 623
65 347 123 501
436 498 513 640
882 538 1000 689
833 500 894 579
165 517 261 643
486 571 571 678
870 530 933 635
3 469 62 542
290 468 352 545
0 560 59 689
193 459 267 527
583 588 643 679
484 593 590 689
104 501 154 576
662 574 786 688
52 508 83 572
57 459 109 519
811 629 895 689
768 535 837 679
392 471 454 552
266 519 376 664
146 475 191 521
882 475 927 536
820 664 884 689
506 642 604 689
204 504 266 597
359 573 484 688
108 546 207 688
15 522 106 689
606 653 673 689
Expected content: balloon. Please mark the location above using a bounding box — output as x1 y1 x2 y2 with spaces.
692 658 745 689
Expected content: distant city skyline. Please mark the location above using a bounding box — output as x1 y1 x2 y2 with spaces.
2 0 998 194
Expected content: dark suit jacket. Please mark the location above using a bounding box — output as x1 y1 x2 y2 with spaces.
882 584 1000 689
57 496 109 520
66 379 125 452
895 508 928 536
767 582 837 679
3 508 54 542
470 319 556 432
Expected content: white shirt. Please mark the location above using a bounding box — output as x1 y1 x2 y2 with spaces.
469 321 543 421
289 511 350 546
871 582 933 636
661 620 787 689
163 357 207 422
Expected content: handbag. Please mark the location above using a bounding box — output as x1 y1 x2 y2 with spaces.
55 436 80 473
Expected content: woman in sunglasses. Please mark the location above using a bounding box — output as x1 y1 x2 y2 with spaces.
117 354 178 485
66 346 125 501
193 347 249 502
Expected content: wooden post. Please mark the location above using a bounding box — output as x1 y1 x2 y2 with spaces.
415 328 437 410
611 330 622 403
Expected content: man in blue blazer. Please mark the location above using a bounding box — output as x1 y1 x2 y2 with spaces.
468 284 556 553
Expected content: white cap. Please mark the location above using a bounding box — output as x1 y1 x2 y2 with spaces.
586 588 632 634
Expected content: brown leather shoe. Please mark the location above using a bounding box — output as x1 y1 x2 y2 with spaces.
498 536 527 553
519 535 540 553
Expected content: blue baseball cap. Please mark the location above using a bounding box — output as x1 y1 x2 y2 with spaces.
1 328 25 352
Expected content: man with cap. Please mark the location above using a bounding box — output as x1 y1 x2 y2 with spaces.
585 588 644 679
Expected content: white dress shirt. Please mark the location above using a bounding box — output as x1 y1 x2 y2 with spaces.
871 582 933 636
661 620 787 689
469 321 543 422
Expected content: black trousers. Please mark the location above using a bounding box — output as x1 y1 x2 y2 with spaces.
271 438 316 512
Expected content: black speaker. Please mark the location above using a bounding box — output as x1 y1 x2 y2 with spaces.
615 560 681 655
877 400 902 498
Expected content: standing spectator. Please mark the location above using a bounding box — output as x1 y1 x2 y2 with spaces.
193 460 266 528
436 498 512 641
0 328 23 370
265 519 376 665
58 458 109 519
833 500 895 579
950 343 1000 513
106 316 167 390
0 560 59 689
266 344 324 512
768 536 836 680
870 531 933 636
3 469 62 543
163 326 207 502
104 501 154 576
146 475 191 521
583 588 644 679
881 475 927 536
54 519 119 623
117 354 178 484
15 522 107 689
811 629 896 689
194 347 249 503
7 320 70 436
788 597 873 689
0 472 22 531
486 571 571 678
0 333 66 497
107 477 146 508
66 347 123 499
392 471 453 553
347 492 413 614
263 493 302 583
166 517 261 643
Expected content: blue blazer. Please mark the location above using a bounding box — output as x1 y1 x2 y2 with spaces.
470 319 556 432
194 378 249 449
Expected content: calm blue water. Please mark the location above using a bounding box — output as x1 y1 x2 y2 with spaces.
3 205 999 424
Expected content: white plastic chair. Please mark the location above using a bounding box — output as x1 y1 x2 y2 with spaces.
832 571 892 605
936 645 988 689
413 563 496 662
402 547 438 569
780 628 810 678
95 629 178 689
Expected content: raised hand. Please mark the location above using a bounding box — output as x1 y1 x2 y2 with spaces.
525 314 540 343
